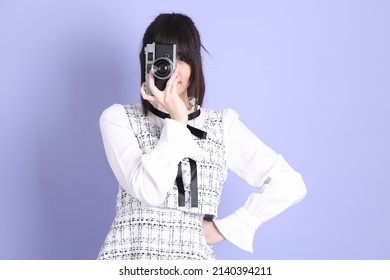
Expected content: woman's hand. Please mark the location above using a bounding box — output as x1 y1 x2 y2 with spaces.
140 69 188 125
202 220 225 245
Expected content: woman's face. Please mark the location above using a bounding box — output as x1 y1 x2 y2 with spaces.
176 58 191 97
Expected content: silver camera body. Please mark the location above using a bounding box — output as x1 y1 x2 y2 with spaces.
144 42 177 94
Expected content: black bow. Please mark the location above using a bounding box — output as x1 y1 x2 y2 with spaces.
146 102 207 139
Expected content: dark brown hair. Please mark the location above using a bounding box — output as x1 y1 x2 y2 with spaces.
139 13 206 114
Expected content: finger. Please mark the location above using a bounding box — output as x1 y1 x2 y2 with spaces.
147 69 162 97
171 75 179 96
164 68 179 96
140 84 156 102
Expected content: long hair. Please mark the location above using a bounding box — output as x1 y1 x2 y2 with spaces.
139 13 206 115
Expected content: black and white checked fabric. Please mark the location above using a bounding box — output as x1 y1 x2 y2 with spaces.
97 104 228 260
97 203 215 260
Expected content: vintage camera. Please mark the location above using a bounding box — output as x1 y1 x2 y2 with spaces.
144 42 177 94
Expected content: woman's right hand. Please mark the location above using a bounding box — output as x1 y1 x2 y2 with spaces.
140 69 188 126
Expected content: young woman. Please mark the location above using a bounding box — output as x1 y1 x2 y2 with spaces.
97 13 306 260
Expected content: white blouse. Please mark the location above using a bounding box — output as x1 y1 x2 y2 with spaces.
99 103 307 253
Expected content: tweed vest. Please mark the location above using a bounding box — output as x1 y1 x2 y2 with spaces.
119 104 228 218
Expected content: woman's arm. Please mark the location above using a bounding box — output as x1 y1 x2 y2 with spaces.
213 109 307 252
99 104 206 206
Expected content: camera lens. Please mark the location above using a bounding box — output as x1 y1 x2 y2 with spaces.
152 58 174 79
155 62 169 75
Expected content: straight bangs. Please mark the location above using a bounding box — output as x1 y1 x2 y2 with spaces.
151 14 200 75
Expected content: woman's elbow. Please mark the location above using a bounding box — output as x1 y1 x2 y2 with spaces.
127 175 169 207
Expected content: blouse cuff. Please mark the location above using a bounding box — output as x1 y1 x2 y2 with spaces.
155 118 207 162
214 207 262 253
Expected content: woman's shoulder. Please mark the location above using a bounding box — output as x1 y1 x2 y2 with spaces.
100 103 142 123
201 107 239 122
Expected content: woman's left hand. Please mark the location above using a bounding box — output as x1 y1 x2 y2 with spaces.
202 220 225 245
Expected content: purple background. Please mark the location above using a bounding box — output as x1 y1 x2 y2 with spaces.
1 0 389 260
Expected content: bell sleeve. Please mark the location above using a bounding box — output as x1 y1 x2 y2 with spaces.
214 108 307 252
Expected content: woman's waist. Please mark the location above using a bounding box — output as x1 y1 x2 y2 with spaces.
116 188 219 217
115 206 213 223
